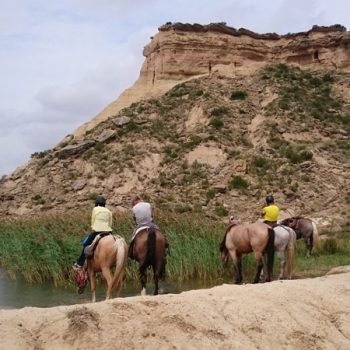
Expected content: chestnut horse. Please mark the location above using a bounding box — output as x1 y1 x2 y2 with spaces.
75 234 128 302
220 222 275 284
279 217 319 257
130 227 167 295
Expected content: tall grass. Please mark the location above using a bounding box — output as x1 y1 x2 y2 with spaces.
0 212 349 286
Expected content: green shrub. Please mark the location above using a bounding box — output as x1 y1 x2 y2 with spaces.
206 188 216 200
229 175 249 190
125 120 140 133
214 205 229 217
251 156 268 168
210 106 228 116
321 238 339 254
31 150 49 159
174 204 193 213
230 90 247 100
209 117 224 129
94 143 105 152
285 147 313 164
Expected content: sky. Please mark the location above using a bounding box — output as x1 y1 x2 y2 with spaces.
1 0 349 176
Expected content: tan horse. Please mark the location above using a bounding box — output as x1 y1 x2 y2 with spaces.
130 227 167 295
75 234 128 302
220 222 275 284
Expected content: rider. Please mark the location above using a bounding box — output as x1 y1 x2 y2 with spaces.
129 195 168 258
73 195 113 270
261 194 279 227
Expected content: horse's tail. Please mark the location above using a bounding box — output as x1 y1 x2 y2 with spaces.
311 221 320 250
266 227 275 282
159 252 167 280
111 237 128 293
140 228 156 275
286 229 296 279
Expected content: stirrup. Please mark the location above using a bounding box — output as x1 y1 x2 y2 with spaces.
73 263 82 271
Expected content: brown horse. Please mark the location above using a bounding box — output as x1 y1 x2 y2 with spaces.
220 222 275 284
279 217 319 257
130 227 167 295
75 234 128 302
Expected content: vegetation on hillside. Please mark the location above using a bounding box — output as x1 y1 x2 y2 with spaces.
22 65 350 222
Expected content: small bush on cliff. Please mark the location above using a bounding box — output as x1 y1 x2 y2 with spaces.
229 175 249 190
209 117 224 129
230 90 247 100
210 106 228 116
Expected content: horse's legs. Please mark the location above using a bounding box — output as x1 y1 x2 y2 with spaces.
277 251 285 279
152 264 159 295
102 267 113 300
304 236 313 258
229 250 242 284
88 270 96 303
115 269 125 297
253 252 263 284
308 233 314 257
140 269 147 296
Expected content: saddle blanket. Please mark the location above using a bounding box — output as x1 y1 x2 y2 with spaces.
131 226 150 242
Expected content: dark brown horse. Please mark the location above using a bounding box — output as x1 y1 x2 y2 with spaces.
75 234 128 302
220 222 275 284
279 217 319 257
130 227 167 295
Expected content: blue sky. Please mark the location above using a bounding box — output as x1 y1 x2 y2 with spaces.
1 0 349 176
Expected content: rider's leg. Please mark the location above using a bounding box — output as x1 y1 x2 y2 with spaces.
76 231 98 267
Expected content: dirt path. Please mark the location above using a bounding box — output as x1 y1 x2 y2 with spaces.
0 271 350 349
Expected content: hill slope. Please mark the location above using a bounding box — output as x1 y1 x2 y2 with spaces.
1 64 349 226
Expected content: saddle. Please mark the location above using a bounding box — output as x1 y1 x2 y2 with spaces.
84 232 112 258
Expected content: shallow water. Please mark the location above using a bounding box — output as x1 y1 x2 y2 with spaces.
0 269 228 309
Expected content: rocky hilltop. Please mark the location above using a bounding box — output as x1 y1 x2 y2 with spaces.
0 24 350 227
75 23 350 136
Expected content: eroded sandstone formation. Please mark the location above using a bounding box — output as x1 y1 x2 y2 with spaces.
75 23 350 136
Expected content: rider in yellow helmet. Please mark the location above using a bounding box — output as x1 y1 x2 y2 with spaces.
262 194 279 227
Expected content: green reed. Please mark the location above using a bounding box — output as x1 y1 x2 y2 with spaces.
0 211 349 286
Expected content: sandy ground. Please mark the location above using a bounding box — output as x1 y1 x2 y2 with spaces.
0 269 350 350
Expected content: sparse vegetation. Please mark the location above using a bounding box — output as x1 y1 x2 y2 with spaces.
209 117 224 129
229 175 249 190
230 90 247 100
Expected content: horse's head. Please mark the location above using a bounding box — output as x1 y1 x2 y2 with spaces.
74 268 88 294
280 218 293 227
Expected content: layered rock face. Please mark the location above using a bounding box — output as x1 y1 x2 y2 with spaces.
75 23 350 136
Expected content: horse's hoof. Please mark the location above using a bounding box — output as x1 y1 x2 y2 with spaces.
141 288 147 296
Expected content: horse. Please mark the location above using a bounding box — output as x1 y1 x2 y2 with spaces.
219 222 275 284
273 225 296 279
74 234 128 302
130 227 167 295
279 217 319 257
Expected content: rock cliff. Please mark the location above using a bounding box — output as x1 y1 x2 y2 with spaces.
75 23 350 136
